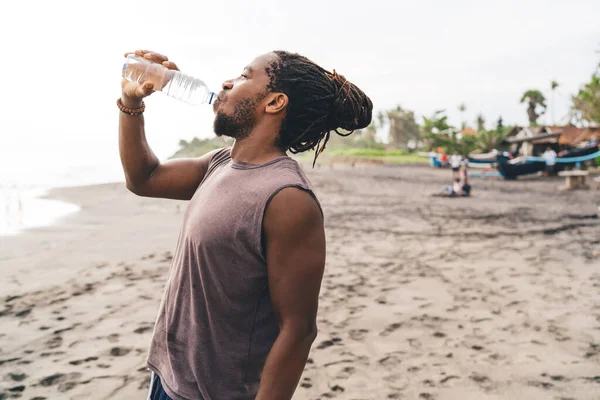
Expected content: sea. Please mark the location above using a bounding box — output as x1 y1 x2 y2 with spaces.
0 87 218 237
0 132 185 237
0 158 127 237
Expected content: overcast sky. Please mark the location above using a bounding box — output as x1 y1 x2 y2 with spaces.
0 0 598 172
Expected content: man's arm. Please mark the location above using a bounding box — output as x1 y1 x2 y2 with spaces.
119 49 218 201
256 187 326 400
119 107 220 201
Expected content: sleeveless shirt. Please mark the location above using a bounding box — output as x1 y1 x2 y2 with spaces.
147 148 321 400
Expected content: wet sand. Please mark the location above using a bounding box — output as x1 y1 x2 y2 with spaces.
1 165 599 399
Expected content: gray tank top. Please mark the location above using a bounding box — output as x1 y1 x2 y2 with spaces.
147 148 321 400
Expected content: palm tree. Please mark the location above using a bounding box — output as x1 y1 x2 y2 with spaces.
477 129 507 152
520 90 547 126
422 110 455 152
476 113 485 132
458 103 467 130
379 106 420 149
550 80 559 125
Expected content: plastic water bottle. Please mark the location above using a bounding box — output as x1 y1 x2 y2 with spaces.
122 54 216 105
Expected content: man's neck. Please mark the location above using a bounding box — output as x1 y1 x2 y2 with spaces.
230 134 286 165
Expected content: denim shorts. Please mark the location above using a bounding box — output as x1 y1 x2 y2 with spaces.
147 372 173 400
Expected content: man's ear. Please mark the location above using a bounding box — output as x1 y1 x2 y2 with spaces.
265 93 288 115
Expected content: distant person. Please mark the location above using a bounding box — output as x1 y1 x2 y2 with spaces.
452 177 463 195
435 177 471 198
461 170 472 197
460 154 469 179
450 152 462 176
119 50 372 400
542 146 557 176
440 152 448 166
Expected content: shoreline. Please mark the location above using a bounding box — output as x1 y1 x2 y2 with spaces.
0 181 128 238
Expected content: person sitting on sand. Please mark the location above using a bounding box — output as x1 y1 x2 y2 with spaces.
435 178 464 197
453 178 463 195
119 50 372 400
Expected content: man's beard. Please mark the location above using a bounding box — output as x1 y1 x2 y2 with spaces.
213 97 258 140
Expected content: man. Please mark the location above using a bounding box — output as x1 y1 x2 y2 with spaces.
118 50 373 400
542 146 557 176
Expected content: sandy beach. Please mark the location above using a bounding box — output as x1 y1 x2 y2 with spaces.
1 164 599 400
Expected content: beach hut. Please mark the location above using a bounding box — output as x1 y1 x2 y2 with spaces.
503 126 562 157
558 126 599 149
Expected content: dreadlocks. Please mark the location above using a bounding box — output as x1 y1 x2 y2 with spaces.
265 51 373 166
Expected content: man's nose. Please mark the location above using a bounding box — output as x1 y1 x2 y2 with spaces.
222 79 233 90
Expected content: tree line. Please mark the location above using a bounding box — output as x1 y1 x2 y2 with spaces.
369 59 599 154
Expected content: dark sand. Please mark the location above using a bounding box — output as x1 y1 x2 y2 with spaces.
1 165 599 399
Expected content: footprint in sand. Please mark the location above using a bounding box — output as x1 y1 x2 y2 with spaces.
109 347 131 357
348 328 369 341
526 380 553 389
380 323 402 337
7 385 25 394
470 373 494 390
0 305 14 317
330 385 344 393
95 262 109 269
161 252 173 262
39 373 65 386
335 366 356 380
138 376 152 390
316 340 336 350
53 323 81 335
541 373 569 382
39 372 82 392
107 333 120 343
71 283 95 297
69 356 98 366
45 336 63 349
439 375 460 384
7 373 28 382
134 325 154 334
15 308 32 318
378 353 403 367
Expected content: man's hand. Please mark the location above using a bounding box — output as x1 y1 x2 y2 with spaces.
121 49 180 107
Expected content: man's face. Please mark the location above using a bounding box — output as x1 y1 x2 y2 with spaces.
213 53 277 139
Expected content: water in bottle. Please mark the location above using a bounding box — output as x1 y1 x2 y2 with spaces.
122 54 216 105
